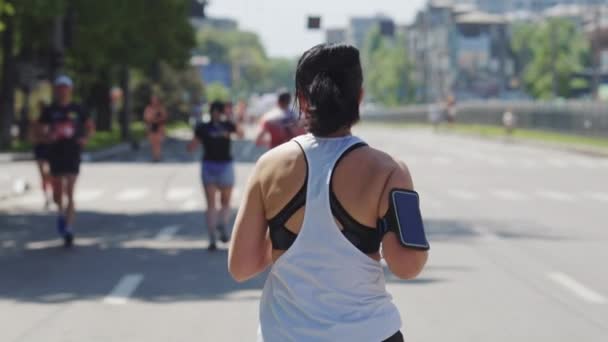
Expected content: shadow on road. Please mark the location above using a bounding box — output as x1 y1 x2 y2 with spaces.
0 209 568 304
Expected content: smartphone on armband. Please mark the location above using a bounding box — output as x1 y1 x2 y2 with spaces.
380 189 430 251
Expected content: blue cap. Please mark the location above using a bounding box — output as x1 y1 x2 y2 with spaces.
54 75 73 87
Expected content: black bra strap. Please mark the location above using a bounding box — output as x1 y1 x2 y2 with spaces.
268 140 308 226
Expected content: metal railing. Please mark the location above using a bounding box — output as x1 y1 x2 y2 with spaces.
363 100 608 137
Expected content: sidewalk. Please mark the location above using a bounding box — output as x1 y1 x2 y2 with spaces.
0 171 29 201
0 141 143 201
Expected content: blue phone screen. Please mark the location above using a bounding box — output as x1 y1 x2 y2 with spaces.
392 190 429 250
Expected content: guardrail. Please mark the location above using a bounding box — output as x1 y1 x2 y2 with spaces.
362 100 608 137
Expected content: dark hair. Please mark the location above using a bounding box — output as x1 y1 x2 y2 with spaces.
209 100 224 114
295 43 362 136
278 91 291 106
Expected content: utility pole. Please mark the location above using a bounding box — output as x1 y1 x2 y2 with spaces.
590 6 601 100
549 19 558 98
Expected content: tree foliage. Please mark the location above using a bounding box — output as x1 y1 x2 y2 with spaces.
361 28 414 106
511 18 590 99
0 0 196 142
195 27 294 95
205 82 231 102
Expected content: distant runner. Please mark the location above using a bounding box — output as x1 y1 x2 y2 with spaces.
144 95 168 162
187 101 244 251
39 76 95 247
255 91 305 149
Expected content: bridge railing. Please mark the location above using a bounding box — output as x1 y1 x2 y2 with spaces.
362 100 608 137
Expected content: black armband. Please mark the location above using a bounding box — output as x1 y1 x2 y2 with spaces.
378 189 430 251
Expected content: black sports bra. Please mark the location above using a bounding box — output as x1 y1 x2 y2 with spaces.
267 142 382 254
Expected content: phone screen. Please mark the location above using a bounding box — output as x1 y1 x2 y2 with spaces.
391 190 429 250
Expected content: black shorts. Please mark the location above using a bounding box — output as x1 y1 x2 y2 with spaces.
33 144 50 161
48 142 81 176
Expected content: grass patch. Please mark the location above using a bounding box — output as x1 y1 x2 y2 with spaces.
450 124 608 150
1 120 186 153
86 122 146 151
4 139 33 153
363 122 608 151
166 120 191 131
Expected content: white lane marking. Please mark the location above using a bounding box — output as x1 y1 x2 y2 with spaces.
572 159 597 169
518 158 538 168
231 187 242 206
584 192 608 202
181 198 200 211
491 189 528 201
166 187 194 201
155 225 181 241
115 188 149 201
470 225 499 241
431 156 453 165
487 157 507 166
447 189 480 201
422 197 442 209
76 189 104 202
535 190 574 202
548 272 606 304
15 193 44 206
103 274 144 305
546 158 568 168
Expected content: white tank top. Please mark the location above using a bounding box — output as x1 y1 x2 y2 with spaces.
258 134 402 342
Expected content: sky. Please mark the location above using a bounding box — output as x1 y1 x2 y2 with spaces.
205 0 427 58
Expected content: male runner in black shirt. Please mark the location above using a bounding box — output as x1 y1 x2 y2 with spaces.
39 76 95 247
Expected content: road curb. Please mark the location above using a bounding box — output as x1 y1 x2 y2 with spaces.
84 141 146 162
443 131 608 158
0 140 147 163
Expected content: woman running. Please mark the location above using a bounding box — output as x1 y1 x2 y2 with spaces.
188 101 244 251
229 44 429 341
144 95 168 162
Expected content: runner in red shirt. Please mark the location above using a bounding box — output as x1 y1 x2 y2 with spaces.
255 91 305 149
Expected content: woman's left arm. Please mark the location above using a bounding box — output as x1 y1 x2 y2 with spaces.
228 163 271 282
232 122 245 139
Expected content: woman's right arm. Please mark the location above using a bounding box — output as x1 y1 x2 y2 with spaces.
228 158 272 282
378 161 429 280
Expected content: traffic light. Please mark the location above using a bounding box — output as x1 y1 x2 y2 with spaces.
379 20 395 37
307 16 321 30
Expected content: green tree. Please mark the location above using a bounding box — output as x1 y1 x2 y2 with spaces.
513 18 590 99
262 57 296 92
205 82 230 102
195 28 269 96
0 0 14 31
362 28 414 106
0 0 195 147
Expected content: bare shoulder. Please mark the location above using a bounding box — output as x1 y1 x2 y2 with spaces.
253 141 304 182
361 146 411 177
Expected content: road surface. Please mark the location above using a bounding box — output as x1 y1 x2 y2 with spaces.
1 125 607 341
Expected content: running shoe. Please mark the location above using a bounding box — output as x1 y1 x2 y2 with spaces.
218 225 229 243
63 231 74 248
56 215 67 237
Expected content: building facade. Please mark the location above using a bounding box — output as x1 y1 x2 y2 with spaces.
326 28 347 44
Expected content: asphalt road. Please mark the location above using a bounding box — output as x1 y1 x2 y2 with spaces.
1 124 607 341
